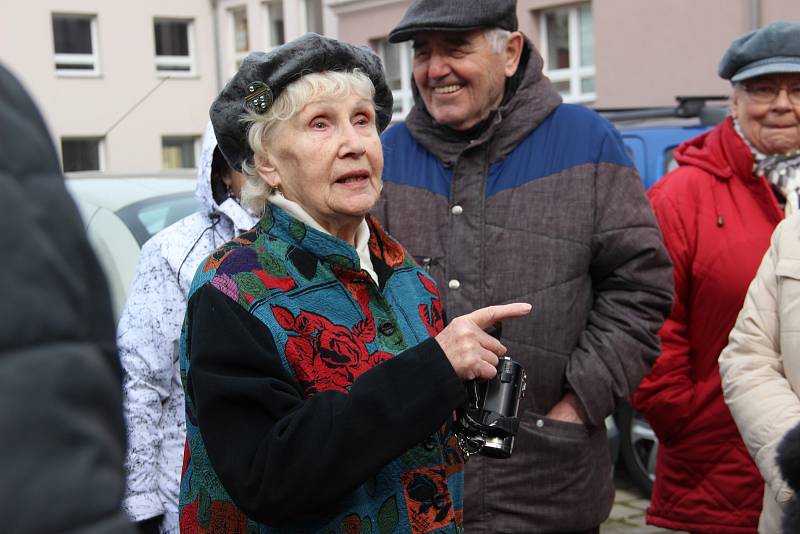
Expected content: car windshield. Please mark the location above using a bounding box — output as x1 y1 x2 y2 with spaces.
117 192 203 246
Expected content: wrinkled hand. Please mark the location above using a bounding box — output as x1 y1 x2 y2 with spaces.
546 392 587 424
435 303 531 381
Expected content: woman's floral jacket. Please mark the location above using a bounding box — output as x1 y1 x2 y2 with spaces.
178 205 466 534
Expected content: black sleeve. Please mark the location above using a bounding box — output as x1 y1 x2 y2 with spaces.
0 65 134 534
186 284 465 526
135 515 163 534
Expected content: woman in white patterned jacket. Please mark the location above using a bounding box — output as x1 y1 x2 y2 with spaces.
116 123 257 534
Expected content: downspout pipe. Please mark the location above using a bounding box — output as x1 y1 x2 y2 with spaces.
751 0 761 31
210 0 223 91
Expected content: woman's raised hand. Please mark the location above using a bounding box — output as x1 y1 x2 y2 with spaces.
435 303 532 381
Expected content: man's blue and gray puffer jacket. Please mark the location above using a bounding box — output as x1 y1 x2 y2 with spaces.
376 38 674 533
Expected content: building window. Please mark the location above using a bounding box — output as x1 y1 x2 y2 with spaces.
304 0 324 34
539 3 595 103
162 136 198 169
154 19 195 75
263 0 285 49
374 38 413 122
61 138 103 172
52 14 99 76
230 7 250 71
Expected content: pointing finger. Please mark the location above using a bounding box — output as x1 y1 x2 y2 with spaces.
467 303 532 330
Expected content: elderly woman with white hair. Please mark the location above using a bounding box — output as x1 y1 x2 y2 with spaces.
177 34 530 534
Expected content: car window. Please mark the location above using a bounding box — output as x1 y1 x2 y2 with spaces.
663 146 679 176
621 136 648 186
117 192 202 246
624 144 634 161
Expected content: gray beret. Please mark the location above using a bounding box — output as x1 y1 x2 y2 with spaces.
389 0 518 43
718 20 800 82
210 33 393 172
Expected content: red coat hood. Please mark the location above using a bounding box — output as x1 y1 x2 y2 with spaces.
674 117 755 182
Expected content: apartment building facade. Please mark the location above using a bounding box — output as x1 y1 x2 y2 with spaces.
331 0 800 120
0 0 332 173
213 0 338 82
3 1 798 173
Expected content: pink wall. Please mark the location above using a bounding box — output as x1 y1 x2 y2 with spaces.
762 0 800 24
592 0 749 107
336 1 411 46
335 0 800 107
519 0 800 107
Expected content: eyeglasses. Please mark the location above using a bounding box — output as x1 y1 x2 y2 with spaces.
741 81 800 105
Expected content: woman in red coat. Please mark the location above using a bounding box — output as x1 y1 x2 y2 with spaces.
632 21 800 534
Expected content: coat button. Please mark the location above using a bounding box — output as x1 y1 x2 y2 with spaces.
379 321 395 336
448 279 461 289
536 419 544 428
451 205 463 215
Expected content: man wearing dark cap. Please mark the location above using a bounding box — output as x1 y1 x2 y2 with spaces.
375 1 674 531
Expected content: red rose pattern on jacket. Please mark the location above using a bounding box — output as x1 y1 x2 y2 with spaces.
417 273 444 338
332 265 375 328
402 467 457 532
180 211 462 534
274 306 393 395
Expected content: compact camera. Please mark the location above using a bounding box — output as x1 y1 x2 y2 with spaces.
454 356 527 459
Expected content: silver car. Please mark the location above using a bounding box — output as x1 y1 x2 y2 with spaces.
66 172 202 318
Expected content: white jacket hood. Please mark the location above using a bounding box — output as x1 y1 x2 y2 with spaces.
195 121 256 233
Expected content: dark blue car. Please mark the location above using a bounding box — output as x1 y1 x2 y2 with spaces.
620 123 712 189
603 96 728 188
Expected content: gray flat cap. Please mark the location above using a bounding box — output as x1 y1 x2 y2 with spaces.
210 33 393 172
389 0 518 43
719 20 800 82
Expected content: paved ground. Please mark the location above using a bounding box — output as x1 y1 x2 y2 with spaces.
600 469 687 534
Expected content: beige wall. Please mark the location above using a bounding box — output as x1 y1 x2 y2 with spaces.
5 0 798 171
0 0 335 174
0 0 218 173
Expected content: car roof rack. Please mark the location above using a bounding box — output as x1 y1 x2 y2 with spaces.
595 95 729 127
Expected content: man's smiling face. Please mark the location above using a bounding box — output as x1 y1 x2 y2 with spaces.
412 30 516 131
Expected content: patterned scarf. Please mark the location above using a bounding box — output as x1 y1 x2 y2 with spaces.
734 117 800 215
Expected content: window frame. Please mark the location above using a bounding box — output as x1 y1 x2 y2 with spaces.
153 18 196 77
117 192 203 246
52 13 100 77
61 136 105 172
303 0 324 34
229 6 250 73
539 3 596 104
161 135 200 169
374 38 413 123
262 0 286 50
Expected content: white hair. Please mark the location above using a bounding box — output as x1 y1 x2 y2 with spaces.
239 69 376 215
484 28 512 54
